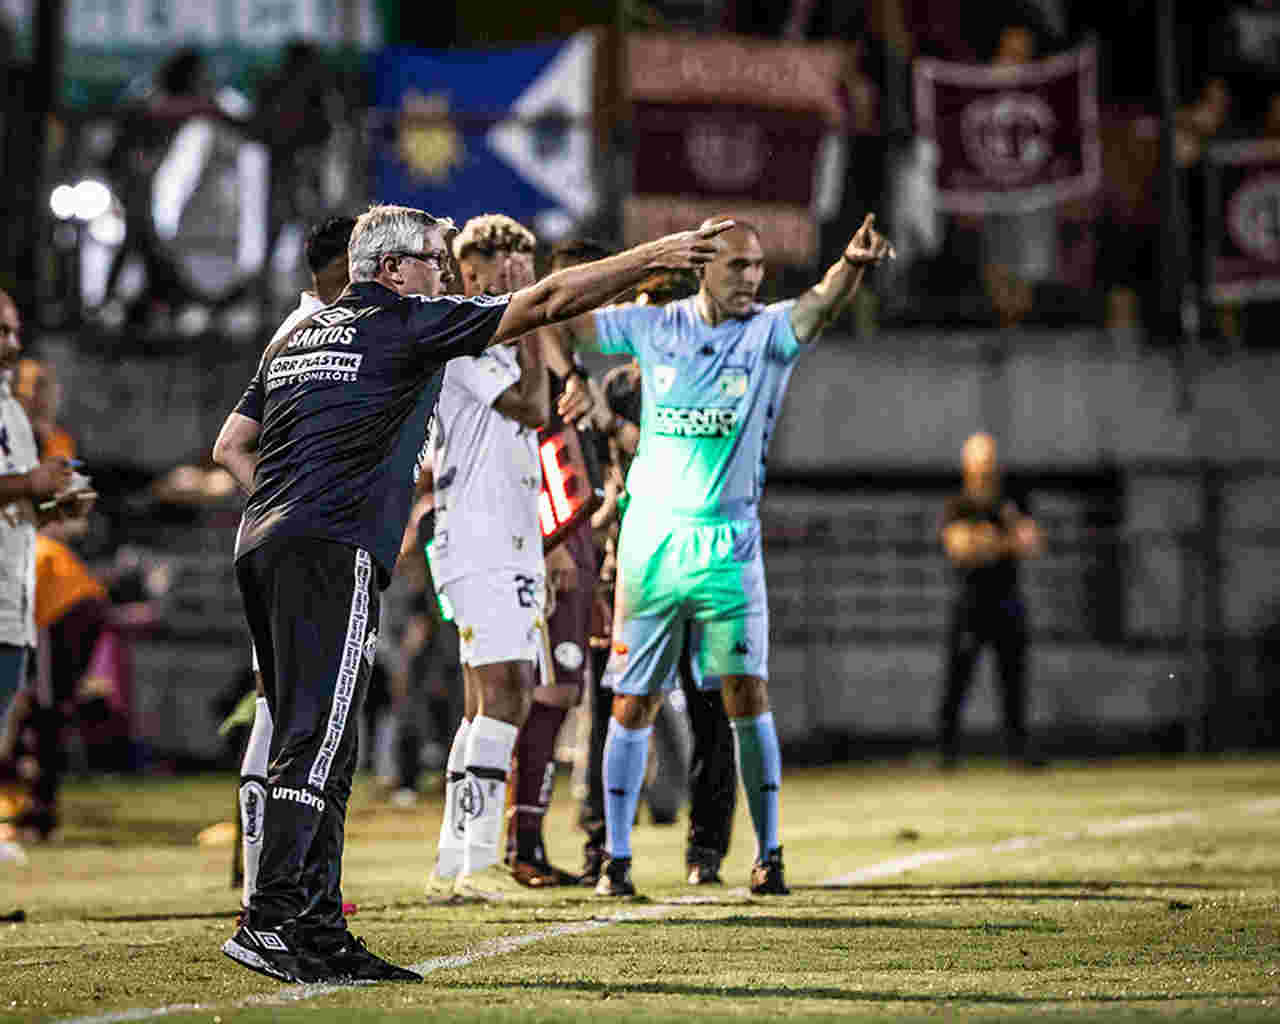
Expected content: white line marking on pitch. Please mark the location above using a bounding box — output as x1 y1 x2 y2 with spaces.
820 799 1280 886
59 906 675 1024
58 795 1280 1024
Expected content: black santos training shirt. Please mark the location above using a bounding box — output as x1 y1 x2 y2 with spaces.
233 280 510 586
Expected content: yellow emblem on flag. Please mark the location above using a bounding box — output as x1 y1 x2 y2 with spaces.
397 91 464 184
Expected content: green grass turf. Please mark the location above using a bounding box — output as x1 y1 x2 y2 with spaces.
2 755 1278 1022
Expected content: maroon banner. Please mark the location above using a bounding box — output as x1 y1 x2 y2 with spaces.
627 34 846 121
631 103 826 207
914 45 1100 214
1208 140 1280 304
623 196 815 267
624 33 843 265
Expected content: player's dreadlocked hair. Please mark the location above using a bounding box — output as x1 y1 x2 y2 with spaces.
451 214 537 261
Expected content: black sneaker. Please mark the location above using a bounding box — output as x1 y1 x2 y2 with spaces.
512 857 581 888
595 856 636 897
325 934 422 982
579 845 605 887
686 846 724 886
221 923 332 983
749 846 790 895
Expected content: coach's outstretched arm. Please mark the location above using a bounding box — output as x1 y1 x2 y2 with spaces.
789 213 895 344
489 220 734 346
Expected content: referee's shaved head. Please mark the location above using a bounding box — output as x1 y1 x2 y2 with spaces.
699 216 761 246
963 432 998 472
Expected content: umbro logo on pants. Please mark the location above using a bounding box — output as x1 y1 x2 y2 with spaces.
272 785 326 813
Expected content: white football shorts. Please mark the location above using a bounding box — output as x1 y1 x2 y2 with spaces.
441 569 546 667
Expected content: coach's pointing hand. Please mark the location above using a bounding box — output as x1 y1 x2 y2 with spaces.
651 219 736 269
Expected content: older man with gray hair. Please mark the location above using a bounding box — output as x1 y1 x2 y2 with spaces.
220 203 734 985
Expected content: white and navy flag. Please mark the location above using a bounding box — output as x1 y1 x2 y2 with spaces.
372 32 598 241
913 44 1101 215
1207 140 1280 304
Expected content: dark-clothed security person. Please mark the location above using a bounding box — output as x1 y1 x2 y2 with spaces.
220 203 735 985
938 432 1044 770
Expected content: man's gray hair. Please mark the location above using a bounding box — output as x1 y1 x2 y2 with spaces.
348 203 456 283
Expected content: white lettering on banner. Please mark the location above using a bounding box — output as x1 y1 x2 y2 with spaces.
266 351 363 390
655 405 738 438
54 0 381 48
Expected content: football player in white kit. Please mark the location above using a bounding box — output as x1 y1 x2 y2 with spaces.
425 214 555 900
212 216 356 916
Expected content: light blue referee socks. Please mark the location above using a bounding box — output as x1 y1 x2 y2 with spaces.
731 711 782 860
603 718 652 859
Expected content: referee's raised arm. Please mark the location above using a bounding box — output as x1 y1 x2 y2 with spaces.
488 219 735 346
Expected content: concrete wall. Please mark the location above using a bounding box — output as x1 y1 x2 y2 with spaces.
37 328 1280 756
770 331 1280 470
42 328 1280 471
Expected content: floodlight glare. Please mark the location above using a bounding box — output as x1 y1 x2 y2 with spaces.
50 184 77 220
71 179 112 222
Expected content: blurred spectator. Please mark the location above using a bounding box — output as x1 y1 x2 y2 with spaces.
100 48 244 328
1213 1 1280 110
1104 285 1143 353
0 290 74 731
252 42 345 252
13 360 74 461
979 25 1058 325
938 433 1044 769
1097 107 1160 329
8 532 113 840
1263 90 1280 136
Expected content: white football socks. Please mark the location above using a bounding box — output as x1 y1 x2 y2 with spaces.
460 715 518 876
432 717 471 880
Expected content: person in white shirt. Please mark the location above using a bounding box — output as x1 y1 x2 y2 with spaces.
212 216 356 914
0 289 84 863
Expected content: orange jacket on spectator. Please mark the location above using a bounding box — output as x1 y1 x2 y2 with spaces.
14 359 76 461
35 534 107 629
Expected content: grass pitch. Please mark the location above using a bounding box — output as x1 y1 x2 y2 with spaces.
2 755 1279 1022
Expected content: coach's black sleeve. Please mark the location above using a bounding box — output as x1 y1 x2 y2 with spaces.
403 294 511 371
233 356 267 422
